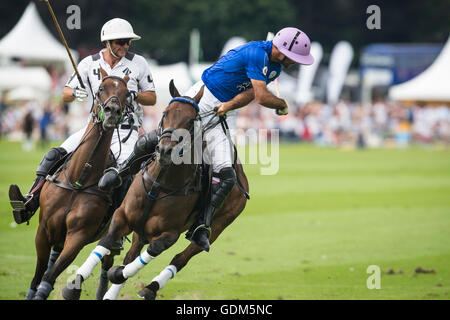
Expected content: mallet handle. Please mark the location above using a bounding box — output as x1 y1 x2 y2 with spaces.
42 0 85 89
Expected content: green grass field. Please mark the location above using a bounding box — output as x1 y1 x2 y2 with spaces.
0 140 449 300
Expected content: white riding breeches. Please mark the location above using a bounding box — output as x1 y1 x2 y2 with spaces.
184 81 236 173
60 126 138 166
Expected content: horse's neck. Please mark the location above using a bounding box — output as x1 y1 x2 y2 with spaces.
151 162 197 190
66 121 114 184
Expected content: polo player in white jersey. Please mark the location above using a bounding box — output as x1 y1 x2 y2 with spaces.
9 18 157 225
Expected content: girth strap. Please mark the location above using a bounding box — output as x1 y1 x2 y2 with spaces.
46 174 112 205
138 166 166 245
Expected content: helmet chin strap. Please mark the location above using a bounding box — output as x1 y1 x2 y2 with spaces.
108 40 120 59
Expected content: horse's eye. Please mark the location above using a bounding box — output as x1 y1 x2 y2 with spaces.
99 86 104 92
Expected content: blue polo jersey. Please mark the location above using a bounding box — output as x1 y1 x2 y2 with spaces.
201 40 282 102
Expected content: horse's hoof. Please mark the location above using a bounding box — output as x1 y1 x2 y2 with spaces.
107 265 126 284
62 285 81 300
137 287 157 300
33 281 53 300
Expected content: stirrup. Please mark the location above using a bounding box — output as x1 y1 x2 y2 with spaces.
186 224 211 241
189 225 211 252
9 185 33 224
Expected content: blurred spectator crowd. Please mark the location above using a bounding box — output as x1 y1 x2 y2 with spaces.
1 84 449 150
236 100 450 148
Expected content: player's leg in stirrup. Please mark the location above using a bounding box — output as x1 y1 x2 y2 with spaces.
98 130 158 191
187 166 236 252
9 147 67 224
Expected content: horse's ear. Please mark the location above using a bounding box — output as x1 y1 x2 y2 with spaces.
169 79 180 98
193 85 204 104
100 67 108 79
123 75 130 83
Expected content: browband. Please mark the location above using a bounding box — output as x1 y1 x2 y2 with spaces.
169 97 199 112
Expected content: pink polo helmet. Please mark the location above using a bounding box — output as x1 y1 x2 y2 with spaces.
273 27 314 65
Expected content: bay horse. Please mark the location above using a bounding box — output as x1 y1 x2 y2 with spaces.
29 69 132 300
62 80 249 300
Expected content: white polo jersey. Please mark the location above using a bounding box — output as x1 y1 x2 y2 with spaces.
66 49 155 127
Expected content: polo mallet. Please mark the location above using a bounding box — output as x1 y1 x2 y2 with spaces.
266 31 280 97
41 0 85 89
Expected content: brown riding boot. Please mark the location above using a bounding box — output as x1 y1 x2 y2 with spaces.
9 176 45 224
9 147 67 225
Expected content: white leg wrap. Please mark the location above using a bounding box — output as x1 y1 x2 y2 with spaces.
76 246 111 280
122 250 154 279
151 265 177 290
103 283 124 300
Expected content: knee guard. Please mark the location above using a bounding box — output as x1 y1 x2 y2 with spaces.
119 130 158 176
134 130 158 156
36 147 67 177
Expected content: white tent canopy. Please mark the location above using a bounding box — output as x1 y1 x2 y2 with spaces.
0 66 51 91
389 36 450 102
0 2 77 70
149 61 194 107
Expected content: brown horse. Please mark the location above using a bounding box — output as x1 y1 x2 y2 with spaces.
63 80 249 300
29 69 132 300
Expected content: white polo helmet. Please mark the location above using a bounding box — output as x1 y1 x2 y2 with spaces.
100 18 141 42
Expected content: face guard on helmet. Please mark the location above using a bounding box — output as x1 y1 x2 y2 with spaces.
273 27 314 65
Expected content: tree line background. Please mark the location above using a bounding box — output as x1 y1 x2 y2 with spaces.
1 0 449 64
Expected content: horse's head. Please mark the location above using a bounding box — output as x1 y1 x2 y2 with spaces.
94 68 130 131
156 80 204 167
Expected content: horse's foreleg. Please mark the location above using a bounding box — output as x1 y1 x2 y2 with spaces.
34 231 89 300
45 248 61 273
106 231 179 300
27 225 52 300
95 233 141 300
95 254 115 300
138 210 238 300
101 232 143 300
63 208 131 300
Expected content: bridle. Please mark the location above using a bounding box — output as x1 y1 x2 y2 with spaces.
157 97 201 144
46 76 132 206
93 75 132 127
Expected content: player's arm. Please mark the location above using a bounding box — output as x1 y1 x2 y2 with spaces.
134 57 157 106
135 91 156 106
251 78 287 111
62 58 90 103
62 86 76 103
215 88 255 116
